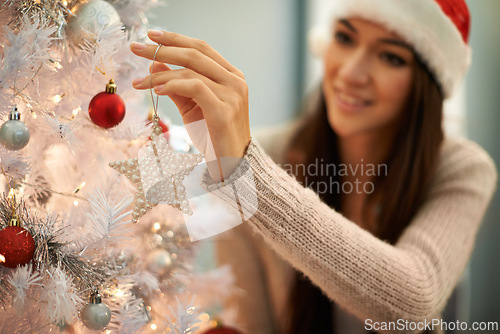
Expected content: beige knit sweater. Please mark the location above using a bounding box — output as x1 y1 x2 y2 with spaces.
203 121 497 334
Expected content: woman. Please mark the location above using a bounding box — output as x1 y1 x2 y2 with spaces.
130 0 497 333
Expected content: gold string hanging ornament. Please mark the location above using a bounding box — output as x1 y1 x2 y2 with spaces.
109 44 203 223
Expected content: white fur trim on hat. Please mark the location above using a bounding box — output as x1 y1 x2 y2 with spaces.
308 0 471 98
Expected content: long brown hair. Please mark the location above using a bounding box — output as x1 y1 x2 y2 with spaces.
284 54 444 333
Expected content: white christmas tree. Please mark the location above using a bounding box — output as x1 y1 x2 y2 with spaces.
0 1 238 333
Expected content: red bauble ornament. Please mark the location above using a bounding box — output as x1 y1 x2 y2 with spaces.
88 79 126 128
202 326 242 334
0 225 36 268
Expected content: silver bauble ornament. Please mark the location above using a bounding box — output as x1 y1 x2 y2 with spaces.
81 292 112 331
67 0 121 47
146 248 172 274
0 106 30 151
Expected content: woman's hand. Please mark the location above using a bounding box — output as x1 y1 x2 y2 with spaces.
130 30 251 182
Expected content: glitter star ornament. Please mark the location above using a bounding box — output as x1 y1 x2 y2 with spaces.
110 117 203 223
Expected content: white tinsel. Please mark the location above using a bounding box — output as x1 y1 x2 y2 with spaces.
21 169 52 207
0 14 57 115
83 189 133 248
77 21 127 84
41 114 80 150
106 285 149 334
18 14 58 70
41 266 83 325
0 147 30 180
164 295 202 334
8 263 42 314
108 117 151 141
123 271 160 296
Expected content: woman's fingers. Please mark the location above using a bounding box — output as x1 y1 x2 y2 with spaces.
159 78 220 119
132 68 222 98
150 61 170 74
130 42 236 85
147 30 245 80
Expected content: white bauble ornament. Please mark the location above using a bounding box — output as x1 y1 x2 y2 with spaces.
81 292 112 331
146 248 172 274
0 106 30 151
67 0 121 47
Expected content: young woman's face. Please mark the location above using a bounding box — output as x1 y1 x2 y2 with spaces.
322 18 415 138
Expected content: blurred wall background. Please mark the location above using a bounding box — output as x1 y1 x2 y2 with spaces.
147 0 304 127
147 0 500 326
465 0 500 325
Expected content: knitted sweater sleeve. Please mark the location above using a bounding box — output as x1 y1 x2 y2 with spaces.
202 137 497 333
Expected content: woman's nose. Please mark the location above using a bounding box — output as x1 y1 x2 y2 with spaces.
337 50 371 86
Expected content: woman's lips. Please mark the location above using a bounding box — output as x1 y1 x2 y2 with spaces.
334 89 372 112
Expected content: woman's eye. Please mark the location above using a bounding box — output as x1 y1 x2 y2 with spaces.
380 52 406 67
334 31 352 45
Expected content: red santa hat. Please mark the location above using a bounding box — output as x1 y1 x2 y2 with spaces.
309 0 471 98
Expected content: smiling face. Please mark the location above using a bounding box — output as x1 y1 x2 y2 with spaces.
322 18 415 139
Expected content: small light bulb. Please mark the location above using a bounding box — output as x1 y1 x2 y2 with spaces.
73 200 79 206
153 222 161 230
72 107 81 119
52 95 63 103
74 181 86 194
150 324 157 330
49 58 63 69
0 254 5 263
